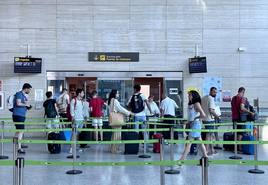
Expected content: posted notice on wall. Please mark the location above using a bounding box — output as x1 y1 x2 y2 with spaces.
202 77 222 103
35 89 44 102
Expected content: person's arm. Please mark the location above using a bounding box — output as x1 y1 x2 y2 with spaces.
209 98 219 119
154 102 160 115
54 102 59 116
194 102 206 120
160 101 164 117
16 93 28 107
144 99 152 114
114 99 132 116
70 99 75 121
240 103 254 115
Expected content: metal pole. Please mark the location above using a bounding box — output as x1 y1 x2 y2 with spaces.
159 138 165 185
229 122 242 159
139 122 151 158
13 137 18 185
66 123 82 175
16 157 24 185
248 124 264 174
165 127 180 174
0 121 9 159
201 157 209 185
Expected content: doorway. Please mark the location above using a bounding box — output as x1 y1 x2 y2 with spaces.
66 77 97 100
134 77 163 105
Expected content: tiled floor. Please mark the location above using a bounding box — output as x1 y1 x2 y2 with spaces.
0 140 268 185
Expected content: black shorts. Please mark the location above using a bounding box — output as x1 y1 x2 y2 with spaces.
13 115 26 130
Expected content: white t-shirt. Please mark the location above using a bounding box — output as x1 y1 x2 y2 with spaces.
201 95 216 122
160 97 178 116
145 101 160 116
70 98 89 121
127 93 147 117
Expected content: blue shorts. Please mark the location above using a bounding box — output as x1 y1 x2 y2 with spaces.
190 120 202 138
13 115 26 130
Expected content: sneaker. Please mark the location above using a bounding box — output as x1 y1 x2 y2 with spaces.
78 149 83 152
18 149 26 154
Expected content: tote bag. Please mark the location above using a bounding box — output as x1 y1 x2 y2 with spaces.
109 99 125 126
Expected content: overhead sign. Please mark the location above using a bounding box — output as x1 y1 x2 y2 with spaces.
189 57 207 73
88 52 139 62
14 57 42 73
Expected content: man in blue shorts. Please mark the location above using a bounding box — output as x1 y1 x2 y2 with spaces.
13 83 32 154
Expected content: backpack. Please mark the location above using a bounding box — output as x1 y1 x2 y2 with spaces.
7 94 15 112
129 93 145 113
44 100 57 118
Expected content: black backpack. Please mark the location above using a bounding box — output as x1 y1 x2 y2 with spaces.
45 100 57 118
129 93 144 113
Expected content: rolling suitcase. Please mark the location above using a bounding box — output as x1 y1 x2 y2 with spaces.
47 132 61 154
242 134 255 155
122 131 139 155
223 132 234 151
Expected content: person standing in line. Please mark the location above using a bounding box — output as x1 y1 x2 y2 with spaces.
180 90 208 160
43 91 59 129
231 87 255 150
12 83 32 154
90 90 105 141
145 95 160 119
69 89 89 154
160 94 179 139
201 87 220 155
56 88 70 120
108 89 133 153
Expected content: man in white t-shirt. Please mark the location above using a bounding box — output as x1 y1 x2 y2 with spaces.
128 84 152 132
160 94 179 139
201 87 220 155
57 88 70 119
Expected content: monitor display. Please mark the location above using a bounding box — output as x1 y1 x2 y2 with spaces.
14 57 42 73
189 57 207 73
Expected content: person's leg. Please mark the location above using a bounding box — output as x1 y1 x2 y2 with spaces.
180 138 192 160
134 116 140 130
13 116 25 153
198 137 209 158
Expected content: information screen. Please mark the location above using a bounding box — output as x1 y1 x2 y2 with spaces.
189 57 207 73
14 57 42 73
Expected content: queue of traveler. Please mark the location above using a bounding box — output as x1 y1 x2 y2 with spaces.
10 83 257 159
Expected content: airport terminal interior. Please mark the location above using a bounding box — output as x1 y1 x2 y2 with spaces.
0 0 268 185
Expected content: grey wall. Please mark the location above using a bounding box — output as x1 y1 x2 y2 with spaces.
0 0 268 117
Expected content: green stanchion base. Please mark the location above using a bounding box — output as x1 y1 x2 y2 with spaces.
229 155 242 160
138 154 151 158
66 155 80 159
66 170 82 175
248 169 265 174
165 169 180 174
0 155 9 160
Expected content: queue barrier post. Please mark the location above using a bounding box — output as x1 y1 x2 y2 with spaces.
66 123 82 175
229 122 242 160
165 126 180 174
13 137 18 185
16 157 24 185
248 124 265 174
159 137 165 185
200 157 209 185
139 122 151 159
0 121 9 159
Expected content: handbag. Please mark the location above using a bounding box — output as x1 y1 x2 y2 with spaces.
109 98 125 126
